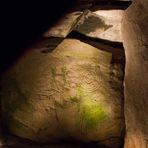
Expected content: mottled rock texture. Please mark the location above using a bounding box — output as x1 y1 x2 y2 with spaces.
122 0 148 147
74 10 124 42
44 9 124 43
1 39 124 147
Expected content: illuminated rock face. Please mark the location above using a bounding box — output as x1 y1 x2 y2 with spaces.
74 10 124 42
43 9 124 43
122 0 148 147
1 39 124 147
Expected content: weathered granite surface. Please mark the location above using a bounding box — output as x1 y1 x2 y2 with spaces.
122 0 148 147
43 12 82 38
44 9 124 43
74 10 124 42
1 39 124 148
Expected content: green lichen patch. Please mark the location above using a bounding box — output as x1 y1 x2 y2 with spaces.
80 100 106 130
76 86 107 130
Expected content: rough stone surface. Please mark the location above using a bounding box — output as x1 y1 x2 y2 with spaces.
43 12 82 38
74 10 124 42
122 0 148 147
1 39 124 148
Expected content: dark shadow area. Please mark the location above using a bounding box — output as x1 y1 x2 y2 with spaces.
0 0 131 77
0 1 77 77
80 0 132 10
1 134 119 148
0 1 77 146
90 1 132 10
37 37 65 54
68 31 123 48
75 15 113 34
70 0 132 12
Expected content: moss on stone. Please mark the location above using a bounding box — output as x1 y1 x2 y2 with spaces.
80 100 106 130
76 86 107 130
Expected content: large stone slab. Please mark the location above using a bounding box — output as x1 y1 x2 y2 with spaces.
1 39 124 148
43 12 82 38
122 0 148 147
74 10 124 42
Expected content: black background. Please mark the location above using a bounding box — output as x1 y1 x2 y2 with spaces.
1 1 77 76
0 0 131 77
